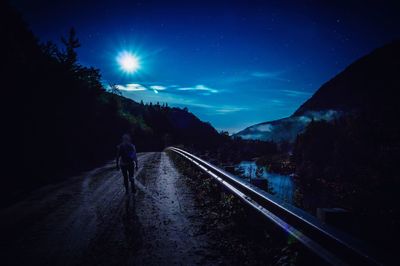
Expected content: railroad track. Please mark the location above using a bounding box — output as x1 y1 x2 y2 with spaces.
168 147 380 265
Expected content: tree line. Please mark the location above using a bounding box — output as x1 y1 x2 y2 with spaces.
1 2 280 206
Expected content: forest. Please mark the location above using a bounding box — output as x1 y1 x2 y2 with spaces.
1 2 279 206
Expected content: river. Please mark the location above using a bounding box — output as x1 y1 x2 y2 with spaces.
235 161 295 203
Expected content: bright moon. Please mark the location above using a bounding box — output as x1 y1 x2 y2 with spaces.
117 52 140 73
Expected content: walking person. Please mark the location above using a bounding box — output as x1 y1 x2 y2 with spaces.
116 134 138 194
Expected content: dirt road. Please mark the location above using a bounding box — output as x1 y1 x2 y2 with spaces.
0 152 217 266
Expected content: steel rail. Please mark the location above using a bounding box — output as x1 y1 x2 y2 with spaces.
168 146 380 265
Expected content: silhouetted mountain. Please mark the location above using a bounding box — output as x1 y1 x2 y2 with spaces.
292 40 400 183
234 41 400 255
235 40 400 142
295 41 400 115
292 41 400 257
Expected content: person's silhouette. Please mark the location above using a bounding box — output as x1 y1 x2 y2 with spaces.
116 134 138 194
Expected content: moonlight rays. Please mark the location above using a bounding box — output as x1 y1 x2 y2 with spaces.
117 51 140 73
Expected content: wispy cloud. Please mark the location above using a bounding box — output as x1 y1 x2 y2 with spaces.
251 71 282 78
150 85 167 91
177 84 219 94
269 99 285 106
215 106 248 115
182 103 249 116
281 89 312 97
223 70 289 83
149 85 167 94
114 83 168 94
113 82 247 116
251 71 290 82
118 86 246 115
114 83 220 95
116 83 147 91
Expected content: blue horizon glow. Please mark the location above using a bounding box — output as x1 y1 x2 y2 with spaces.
13 0 400 133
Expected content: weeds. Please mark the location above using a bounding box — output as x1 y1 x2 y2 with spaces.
167 150 304 265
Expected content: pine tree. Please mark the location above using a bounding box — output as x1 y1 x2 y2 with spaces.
60 28 80 68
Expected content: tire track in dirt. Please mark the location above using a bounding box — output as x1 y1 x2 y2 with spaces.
132 152 215 266
0 152 216 266
0 153 153 265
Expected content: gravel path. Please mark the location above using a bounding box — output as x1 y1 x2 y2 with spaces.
0 152 215 266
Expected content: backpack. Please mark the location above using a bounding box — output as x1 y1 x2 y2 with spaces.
120 144 136 163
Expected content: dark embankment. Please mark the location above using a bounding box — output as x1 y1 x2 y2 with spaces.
293 41 400 262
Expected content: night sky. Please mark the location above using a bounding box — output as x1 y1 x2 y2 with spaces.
11 0 400 133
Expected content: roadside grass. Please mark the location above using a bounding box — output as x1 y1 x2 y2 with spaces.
167 150 308 265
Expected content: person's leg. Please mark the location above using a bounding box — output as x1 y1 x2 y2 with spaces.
121 166 129 193
128 163 136 193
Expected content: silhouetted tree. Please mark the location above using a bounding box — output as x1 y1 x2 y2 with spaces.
1 3 274 208
109 83 122 96
60 28 80 68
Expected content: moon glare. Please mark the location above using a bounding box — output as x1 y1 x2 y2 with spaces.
117 52 140 73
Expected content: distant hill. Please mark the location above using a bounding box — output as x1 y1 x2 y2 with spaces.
235 41 400 255
118 96 221 151
292 41 400 253
234 40 400 142
234 110 341 142
294 40 400 115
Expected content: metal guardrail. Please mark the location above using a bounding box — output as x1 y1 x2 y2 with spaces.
168 147 380 265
